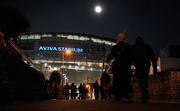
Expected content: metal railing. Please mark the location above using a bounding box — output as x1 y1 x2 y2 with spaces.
8 40 38 69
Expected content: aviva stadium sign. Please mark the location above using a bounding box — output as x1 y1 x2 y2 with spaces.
39 46 83 53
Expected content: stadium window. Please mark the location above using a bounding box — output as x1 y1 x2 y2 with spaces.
91 38 97 43
73 35 79 40
112 43 116 45
34 34 41 39
57 34 60 37
79 36 89 41
67 35 74 40
57 34 63 38
79 36 84 40
28 35 35 39
48 34 52 37
62 34 67 38
105 41 111 45
42 34 48 37
57 34 67 39
97 39 102 43
41 34 52 37
20 35 28 40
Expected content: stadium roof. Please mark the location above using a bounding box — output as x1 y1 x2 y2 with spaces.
22 32 116 42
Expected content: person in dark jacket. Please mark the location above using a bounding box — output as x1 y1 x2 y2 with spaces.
70 83 77 100
78 83 83 100
63 83 70 100
100 69 111 100
132 36 157 103
106 32 133 102
82 83 88 100
93 80 100 100
49 71 61 99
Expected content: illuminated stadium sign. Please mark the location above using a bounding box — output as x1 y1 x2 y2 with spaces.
39 46 83 53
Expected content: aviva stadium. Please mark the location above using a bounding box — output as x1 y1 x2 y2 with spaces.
18 32 116 84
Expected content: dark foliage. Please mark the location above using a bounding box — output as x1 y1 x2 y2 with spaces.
0 5 29 40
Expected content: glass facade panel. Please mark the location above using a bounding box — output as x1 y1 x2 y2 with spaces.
67 35 74 40
73 35 79 40
34 34 41 39
20 35 28 40
28 35 35 39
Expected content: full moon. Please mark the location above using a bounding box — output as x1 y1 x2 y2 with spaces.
94 5 102 14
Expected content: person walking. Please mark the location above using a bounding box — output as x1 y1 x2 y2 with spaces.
49 71 61 99
132 36 157 103
78 83 83 100
70 83 77 100
63 83 69 100
100 69 111 100
93 80 100 100
82 83 88 100
106 32 133 103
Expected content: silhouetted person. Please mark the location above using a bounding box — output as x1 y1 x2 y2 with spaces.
93 80 100 100
106 32 133 102
49 71 61 99
63 83 69 100
82 83 88 100
78 83 83 100
100 69 111 100
70 83 77 100
132 36 157 103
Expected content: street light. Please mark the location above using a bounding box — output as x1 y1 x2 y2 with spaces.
65 50 72 56
61 49 72 68
59 49 72 99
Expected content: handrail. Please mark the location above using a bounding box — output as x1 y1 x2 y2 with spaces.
8 40 38 69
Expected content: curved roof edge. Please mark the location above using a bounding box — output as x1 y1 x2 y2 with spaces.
22 32 116 42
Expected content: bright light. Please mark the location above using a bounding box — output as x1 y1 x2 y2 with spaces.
65 50 72 55
48 65 51 68
81 66 85 70
68 65 72 69
75 65 79 70
44 63 48 67
94 5 102 14
77 62 81 66
88 62 92 66
65 77 68 80
90 67 93 71
99 63 103 67
61 65 65 68
86 84 89 88
53 67 58 71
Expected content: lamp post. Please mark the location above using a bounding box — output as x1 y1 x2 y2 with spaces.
102 43 106 72
59 50 72 99
61 50 72 82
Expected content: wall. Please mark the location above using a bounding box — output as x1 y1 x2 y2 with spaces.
133 70 180 99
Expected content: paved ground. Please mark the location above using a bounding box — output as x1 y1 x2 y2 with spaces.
0 100 180 111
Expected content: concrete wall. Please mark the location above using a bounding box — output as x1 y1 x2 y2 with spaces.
133 70 180 99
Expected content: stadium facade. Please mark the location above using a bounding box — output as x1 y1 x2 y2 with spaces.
18 32 116 84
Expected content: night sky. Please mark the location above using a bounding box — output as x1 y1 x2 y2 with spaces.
2 0 180 53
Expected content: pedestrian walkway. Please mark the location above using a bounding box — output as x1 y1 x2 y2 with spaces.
131 98 180 104
0 99 180 111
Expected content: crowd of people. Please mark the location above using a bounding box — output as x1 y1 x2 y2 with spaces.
63 83 89 100
44 32 157 104
0 31 157 104
106 32 157 103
